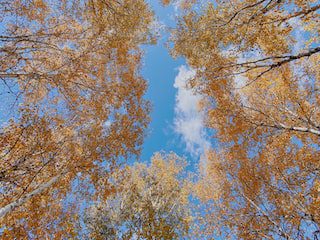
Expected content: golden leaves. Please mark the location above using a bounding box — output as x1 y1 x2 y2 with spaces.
171 0 320 238
85 152 191 239
0 0 154 237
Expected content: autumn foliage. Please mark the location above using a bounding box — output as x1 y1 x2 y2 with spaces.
85 153 191 239
0 0 153 238
172 0 320 238
1 0 320 239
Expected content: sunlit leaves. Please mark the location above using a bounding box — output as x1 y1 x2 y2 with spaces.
85 152 191 240
0 0 154 237
171 0 320 238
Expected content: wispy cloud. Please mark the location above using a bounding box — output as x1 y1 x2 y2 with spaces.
173 65 210 157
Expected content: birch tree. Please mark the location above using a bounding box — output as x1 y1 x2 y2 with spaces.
84 152 191 240
0 0 154 238
171 0 320 238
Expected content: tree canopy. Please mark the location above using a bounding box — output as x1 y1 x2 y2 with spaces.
172 0 320 238
85 153 191 240
0 0 154 238
1 0 319 239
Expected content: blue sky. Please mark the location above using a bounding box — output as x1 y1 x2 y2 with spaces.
140 0 212 170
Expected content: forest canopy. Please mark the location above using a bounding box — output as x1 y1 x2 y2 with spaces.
0 0 319 239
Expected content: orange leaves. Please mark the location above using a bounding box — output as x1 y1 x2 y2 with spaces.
13 0 49 22
0 0 154 237
1 0 319 238
161 0 171 6
171 0 320 238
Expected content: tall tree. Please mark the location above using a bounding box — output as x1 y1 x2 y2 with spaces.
0 0 154 238
171 0 320 239
84 152 191 240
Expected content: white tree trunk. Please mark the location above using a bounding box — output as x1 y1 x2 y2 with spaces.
0 172 65 219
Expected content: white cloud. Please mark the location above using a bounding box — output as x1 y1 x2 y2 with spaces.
173 65 210 157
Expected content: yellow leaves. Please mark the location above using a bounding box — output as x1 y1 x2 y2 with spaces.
0 0 319 238
173 0 196 10
195 176 219 203
1 0 154 237
171 0 320 238
86 152 191 239
33 0 48 11
308 52 320 78
304 21 320 37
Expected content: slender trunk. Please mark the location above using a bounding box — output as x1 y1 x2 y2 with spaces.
0 171 66 219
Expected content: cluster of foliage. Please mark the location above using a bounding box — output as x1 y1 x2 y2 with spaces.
171 0 320 239
0 0 154 238
84 153 191 240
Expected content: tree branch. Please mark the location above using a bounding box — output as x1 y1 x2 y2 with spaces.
0 170 67 219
